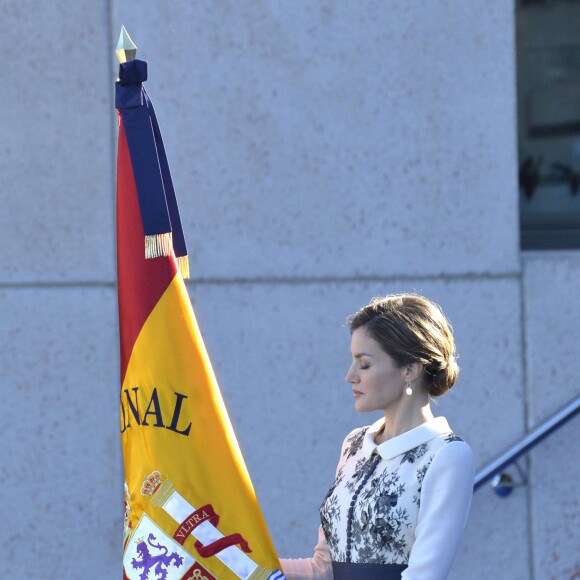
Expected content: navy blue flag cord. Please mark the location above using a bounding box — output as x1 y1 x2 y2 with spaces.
115 58 189 279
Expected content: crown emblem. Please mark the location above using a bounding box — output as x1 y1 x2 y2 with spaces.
141 471 163 496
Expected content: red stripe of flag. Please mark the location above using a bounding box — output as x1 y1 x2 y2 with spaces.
116 115 178 382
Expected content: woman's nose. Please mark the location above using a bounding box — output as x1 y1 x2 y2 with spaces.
345 364 357 384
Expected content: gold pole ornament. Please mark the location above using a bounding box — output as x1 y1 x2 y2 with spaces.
116 25 137 64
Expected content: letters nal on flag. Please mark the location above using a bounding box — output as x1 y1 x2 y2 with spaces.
115 45 285 580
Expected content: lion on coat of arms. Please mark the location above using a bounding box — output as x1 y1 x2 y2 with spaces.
131 533 184 579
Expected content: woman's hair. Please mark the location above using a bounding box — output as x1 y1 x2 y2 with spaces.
347 293 459 397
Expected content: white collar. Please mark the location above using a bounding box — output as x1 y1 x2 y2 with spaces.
361 416 451 460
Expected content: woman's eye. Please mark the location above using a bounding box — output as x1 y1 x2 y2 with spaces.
360 364 369 370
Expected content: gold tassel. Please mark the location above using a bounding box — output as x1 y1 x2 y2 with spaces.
145 232 173 259
176 255 190 279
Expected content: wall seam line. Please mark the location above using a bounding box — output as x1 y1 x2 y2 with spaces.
0 270 522 290
519 260 536 580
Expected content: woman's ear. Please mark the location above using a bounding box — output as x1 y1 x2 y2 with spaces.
405 362 423 384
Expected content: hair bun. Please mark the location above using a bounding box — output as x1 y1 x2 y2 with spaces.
426 355 459 397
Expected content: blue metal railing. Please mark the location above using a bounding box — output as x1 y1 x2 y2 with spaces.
474 394 580 492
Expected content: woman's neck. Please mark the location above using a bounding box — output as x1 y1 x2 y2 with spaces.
375 396 434 444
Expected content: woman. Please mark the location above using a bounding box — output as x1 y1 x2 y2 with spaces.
281 293 475 579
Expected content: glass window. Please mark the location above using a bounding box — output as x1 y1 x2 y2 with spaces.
517 0 580 249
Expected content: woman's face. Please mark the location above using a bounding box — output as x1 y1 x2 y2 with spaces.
345 326 408 413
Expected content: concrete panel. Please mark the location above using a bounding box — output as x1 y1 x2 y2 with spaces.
0 287 121 577
189 275 527 576
0 1 115 283
523 253 580 579
114 1 519 280
451 489 531 580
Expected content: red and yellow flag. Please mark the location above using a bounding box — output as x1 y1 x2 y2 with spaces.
116 49 284 580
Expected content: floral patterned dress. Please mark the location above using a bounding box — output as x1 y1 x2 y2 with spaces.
282 416 475 580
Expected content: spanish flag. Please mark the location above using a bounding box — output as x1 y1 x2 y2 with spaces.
115 32 284 580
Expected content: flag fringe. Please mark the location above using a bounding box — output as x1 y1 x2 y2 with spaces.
176 255 190 280
145 232 173 259
248 567 278 580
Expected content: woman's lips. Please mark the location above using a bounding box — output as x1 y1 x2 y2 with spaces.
353 390 363 398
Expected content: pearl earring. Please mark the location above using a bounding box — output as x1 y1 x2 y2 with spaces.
405 383 413 396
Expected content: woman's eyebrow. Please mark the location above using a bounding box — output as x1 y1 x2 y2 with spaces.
353 352 374 358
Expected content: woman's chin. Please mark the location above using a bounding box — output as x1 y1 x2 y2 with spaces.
354 399 371 413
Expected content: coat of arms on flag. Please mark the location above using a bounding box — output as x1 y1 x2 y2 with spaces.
115 27 285 580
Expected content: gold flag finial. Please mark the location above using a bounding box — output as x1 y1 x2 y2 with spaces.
116 25 137 63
